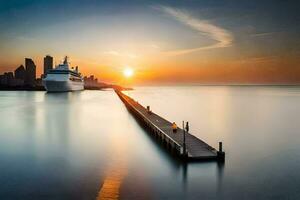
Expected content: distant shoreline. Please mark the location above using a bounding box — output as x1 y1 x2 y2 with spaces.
1 84 300 91
131 84 300 87
0 84 133 91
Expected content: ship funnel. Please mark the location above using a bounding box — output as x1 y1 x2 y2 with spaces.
63 56 68 65
75 66 78 72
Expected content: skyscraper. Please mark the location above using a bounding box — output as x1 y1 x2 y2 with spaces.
25 58 36 87
43 55 53 76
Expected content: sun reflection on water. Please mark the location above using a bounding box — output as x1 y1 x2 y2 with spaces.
97 125 129 200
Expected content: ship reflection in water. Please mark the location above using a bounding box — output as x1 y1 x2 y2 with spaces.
0 86 300 199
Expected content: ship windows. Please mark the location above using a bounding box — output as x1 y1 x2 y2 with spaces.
69 77 82 82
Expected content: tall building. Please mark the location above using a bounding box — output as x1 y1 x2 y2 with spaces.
43 55 53 76
15 65 26 80
25 58 36 87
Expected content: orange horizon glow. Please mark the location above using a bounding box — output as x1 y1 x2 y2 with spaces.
1 53 300 85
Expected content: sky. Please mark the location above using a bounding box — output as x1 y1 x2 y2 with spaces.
0 0 300 84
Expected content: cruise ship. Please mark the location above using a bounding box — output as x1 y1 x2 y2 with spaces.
42 57 84 92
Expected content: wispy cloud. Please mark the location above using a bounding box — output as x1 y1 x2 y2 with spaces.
157 6 234 56
251 32 277 37
246 55 278 63
149 44 160 49
103 51 138 59
232 55 278 64
104 51 120 56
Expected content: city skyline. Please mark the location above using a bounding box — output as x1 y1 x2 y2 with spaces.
0 55 103 89
0 0 300 84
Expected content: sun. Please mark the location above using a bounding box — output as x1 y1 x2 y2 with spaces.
123 68 134 78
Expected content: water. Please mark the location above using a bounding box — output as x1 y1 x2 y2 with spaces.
0 86 300 200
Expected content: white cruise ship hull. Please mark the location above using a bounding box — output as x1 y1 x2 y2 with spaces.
43 80 84 92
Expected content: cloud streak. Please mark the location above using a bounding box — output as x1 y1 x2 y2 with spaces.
158 6 234 56
103 51 138 59
251 32 278 37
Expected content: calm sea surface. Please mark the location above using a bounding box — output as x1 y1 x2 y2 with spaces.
0 86 300 200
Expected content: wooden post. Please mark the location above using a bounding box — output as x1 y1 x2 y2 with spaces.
182 121 186 158
217 141 225 161
219 142 223 152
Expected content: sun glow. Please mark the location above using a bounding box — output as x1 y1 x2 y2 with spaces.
123 68 134 78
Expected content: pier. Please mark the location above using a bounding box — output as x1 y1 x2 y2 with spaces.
115 90 225 162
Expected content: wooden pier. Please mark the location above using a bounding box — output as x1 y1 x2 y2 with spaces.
115 90 225 162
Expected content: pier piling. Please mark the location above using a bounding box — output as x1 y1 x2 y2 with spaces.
217 142 225 161
219 142 223 152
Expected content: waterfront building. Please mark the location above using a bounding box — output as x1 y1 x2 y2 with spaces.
0 73 8 85
15 65 26 81
6 72 14 86
0 70 24 87
35 78 43 87
0 72 14 86
84 75 99 88
25 58 36 87
0 74 4 85
43 55 53 77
